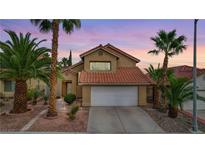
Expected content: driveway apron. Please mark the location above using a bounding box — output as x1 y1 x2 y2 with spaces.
87 107 164 133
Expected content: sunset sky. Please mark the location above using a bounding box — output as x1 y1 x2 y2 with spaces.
0 19 204 70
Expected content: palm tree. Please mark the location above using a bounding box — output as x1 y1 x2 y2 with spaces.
30 19 81 117
148 30 187 111
145 64 162 108
166 77 193 118
0 30 51 113
145 64 174 109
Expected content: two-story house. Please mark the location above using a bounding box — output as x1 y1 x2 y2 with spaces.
56 44 154 106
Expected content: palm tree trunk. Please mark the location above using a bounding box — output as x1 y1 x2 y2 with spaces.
47 19 59 117
161 54 169 112
12 80 27 113
153 86 160 109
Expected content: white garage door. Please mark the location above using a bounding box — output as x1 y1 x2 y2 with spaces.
91 86 138 106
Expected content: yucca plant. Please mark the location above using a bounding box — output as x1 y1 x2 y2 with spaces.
0 30 51 113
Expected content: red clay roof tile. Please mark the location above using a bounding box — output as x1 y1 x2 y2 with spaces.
79 67 154 85
170 65 205 80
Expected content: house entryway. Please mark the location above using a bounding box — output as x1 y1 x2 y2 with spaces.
62 81 72 97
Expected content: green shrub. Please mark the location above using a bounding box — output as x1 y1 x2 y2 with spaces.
67 105 79 120
64 93 76 104
43 95 48 105
32 89 41 105
26 89 34 101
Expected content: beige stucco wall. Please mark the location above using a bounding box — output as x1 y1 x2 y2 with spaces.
57 72 77 97
105 46 137 67
84 49 117 72
138 86 147 106
0 79 47 98
57 71 83 98
27 79 46 91
72 63 84 72
82 86 91 106
0 80 14 98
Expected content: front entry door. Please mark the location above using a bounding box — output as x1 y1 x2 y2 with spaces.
62 81 72 97
66 82 72 94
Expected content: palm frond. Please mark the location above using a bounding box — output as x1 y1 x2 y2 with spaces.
61 19 81 34
0 31 51 83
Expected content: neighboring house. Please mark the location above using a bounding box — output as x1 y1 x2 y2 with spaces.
57 43 154 106
0 79 46 98
170 65 205 97
170 65 205 80
147 65 205 104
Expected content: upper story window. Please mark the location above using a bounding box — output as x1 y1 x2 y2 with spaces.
90 62 111 71
4 80 15 92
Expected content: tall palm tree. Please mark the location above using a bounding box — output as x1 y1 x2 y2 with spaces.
148 30 187 111
0 30 51 113
30 19 81 117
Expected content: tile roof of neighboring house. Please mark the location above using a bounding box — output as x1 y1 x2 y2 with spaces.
170 65 205 80
79 67 155 85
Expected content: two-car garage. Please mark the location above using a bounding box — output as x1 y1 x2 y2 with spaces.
91 86 138 106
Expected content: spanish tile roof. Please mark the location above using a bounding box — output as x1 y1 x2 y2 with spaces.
170 65 205 80
79 67 154 85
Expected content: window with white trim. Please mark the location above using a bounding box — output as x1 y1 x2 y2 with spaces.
90 62 111 71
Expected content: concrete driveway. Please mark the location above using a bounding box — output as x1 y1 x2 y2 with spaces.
87 107 164 133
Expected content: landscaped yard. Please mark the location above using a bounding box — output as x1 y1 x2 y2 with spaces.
142 104 205 133
0 99 89 132
27 107 88 132
0 99 48 132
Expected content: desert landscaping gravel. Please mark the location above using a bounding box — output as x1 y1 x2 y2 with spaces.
27 107 89 132
0 100 47 132
142 106 205 133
